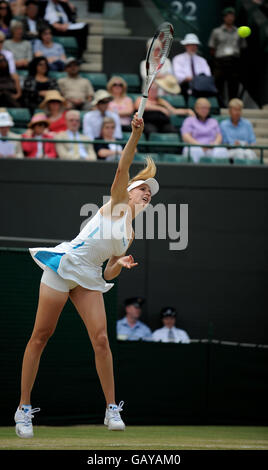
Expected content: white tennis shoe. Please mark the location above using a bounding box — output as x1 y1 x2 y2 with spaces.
104 401 125 431
14 405 40 438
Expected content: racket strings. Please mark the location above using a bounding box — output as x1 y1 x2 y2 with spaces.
148 24 173 75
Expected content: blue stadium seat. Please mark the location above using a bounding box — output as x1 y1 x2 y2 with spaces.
7 108 31 127
53 36 78 57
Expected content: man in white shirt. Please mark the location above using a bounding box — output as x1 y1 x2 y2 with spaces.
172 33 211 102
152 307 190 344
83 90 122 141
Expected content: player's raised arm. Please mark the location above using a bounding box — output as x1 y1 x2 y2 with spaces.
110 113 144 205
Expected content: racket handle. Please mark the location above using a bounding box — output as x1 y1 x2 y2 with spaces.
137 96 147 118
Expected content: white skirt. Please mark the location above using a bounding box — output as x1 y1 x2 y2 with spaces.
29 245 114 293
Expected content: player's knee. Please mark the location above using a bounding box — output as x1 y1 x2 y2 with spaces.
92 332 110 356
30 328 54 349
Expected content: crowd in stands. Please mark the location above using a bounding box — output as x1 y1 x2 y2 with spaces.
117 298 190 343
0 2 261 163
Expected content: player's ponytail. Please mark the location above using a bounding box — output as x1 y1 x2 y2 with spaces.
128 156 156 186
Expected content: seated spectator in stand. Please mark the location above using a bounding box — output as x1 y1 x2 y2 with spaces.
107 76 134 132
172 33 212 103
22 0 48 42
83 89 122 141
57 57 94 110
8 0 26 17
208 7 247 106
220 98 258 160
0 1 12 38
152 307 190 344
4 20 32 69
181 97 228 163
22 56 59 113
21 112 56 159
93 117 123 161
39 89 67 133
0 30 16 74
0 109 23 158
135 82 194 137
34 25 66 71
117 297 152 342
55 109 96 161
44 0 88 59
0 53 21 106
140 37 173 96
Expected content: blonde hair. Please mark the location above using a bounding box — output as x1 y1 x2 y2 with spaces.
128 156 156 186
195 97 211 109
107 76 127 96
229 98 243 109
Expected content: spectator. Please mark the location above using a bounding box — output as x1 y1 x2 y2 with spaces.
8 0 26 17
22 0 48 42
4 20 32 69
57 57 94 110
0 53 21 106
220 98 258 160
152 307 190 343
0 1 12 38
0 30 16 74
93 117 123 161
22 56 59 113
21 112 56 159
135 82 194 137
44 0 88 59
107 76 134 132
172 33 212 103
155 73 181 96
39 89 67 133
55 109 96 161
208 7 247 106
117 297 152 342
0 109 23 158
83 89 122 141
140 37 173 96
181 97 229 163
34 25 66 71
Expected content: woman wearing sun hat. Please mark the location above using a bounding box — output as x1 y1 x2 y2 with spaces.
21 112 56 159
39 89 67 133
14 112 160 437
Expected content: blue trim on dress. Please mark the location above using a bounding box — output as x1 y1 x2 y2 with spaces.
34 251 65 273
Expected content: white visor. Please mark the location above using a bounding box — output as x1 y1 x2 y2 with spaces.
127 178 159 196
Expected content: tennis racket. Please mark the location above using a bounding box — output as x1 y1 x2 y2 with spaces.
138 22 174 118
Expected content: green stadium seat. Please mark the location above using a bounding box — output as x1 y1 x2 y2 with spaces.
199 156 230 164
7 108 31 127
48 71 67 80
13 128 27 134
148 132 180 153
53 36 78 57
170 114 187 130
233 157 262 165
164 95 186 108
211 115 227 123
162 154 190 164
188 96 220 114
116 74 141 93
128 93 140 103
134 153 161 162
17 70 28 78
80 73 107 90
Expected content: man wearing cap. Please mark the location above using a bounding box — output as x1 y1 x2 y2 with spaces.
208 7 247 105
57 58 94 110
117 297 152 342
172 33 212 102
152 307 190 344
0 109 23 159
83 90 123 142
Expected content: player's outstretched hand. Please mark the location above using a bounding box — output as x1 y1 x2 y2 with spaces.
131 112 144 136
117 254 138 270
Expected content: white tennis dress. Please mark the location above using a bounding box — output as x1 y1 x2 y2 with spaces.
29 209 130 292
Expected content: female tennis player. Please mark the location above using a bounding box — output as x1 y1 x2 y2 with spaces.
14 113 159 438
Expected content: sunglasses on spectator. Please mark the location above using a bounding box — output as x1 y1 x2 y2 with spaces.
112 83 124 87
0 6 8 9
98 99 110 104
104 125 115 129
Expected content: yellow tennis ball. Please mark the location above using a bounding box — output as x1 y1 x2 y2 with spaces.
238 26 251 38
